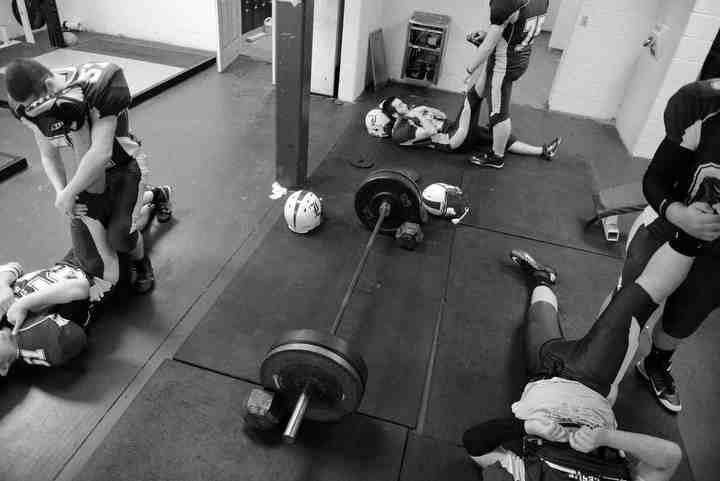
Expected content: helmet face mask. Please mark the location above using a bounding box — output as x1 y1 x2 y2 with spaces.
284 190 323 234
421 183 470 220
365 109 392 138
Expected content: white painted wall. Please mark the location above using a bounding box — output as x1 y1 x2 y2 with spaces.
57 0 218 51
380 0 486 93
337 0 385 101
543 0 562 31
548 0 661 120
619 0 720 158
1 1 27 39
548 0 582 50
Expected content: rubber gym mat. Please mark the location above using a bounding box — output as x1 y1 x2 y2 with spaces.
73 360 407 481
422 227 693 480
461 153 623 257
176 121 463 428
399 432 479 481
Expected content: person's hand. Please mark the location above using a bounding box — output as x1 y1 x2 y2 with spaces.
55 189 78 216
72 202 89 218
7 301 28 332
672 202 720 242
525 419 570 443
569 426 607 453
0 286 14 317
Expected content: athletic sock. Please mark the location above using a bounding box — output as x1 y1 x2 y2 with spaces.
647 344 674 368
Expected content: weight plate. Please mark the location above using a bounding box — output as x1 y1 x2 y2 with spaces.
354 169 425 235
261 330 367 423
349 157 375 169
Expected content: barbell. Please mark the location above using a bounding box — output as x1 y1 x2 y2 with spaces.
249 169 426 442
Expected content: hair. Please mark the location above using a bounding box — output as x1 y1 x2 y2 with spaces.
379 96 399 118
5 58 53 102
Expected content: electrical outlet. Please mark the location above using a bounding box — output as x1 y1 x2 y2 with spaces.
580 15 589 27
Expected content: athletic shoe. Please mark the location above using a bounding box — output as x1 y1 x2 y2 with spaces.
541 137 562 160
636 357 682 412
130 256 155 294
469 152 505 169
509 249 558 286
152 185 173 223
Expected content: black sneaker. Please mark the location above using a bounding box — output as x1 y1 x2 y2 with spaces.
469 152 505 169
509 249 558 285
130 256 155 294
636 357 682 413
541 137 562 161
152 185 173 223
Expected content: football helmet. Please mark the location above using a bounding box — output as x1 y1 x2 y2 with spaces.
284 190 323 234
421 183 470 223
365 109 392 138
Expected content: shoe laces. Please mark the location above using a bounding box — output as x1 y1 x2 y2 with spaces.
650 360 677 394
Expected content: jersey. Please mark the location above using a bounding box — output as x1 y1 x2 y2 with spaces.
664 79 720 203
490 0 549 75
0 262 89 367
53 62 141 168
391 106 448 147
511 378 617 430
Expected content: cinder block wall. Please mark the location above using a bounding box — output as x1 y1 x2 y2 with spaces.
629 0 720 158
548 0 661 120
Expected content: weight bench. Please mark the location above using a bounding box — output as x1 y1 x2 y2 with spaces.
586 182 646 242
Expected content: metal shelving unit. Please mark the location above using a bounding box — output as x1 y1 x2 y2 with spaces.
401 11 451 85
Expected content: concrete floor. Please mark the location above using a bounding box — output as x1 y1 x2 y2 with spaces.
0 45 717 480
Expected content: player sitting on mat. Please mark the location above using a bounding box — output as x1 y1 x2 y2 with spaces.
0 186 172 376
365 93 561 161
461 239 700 481
5 58 157 293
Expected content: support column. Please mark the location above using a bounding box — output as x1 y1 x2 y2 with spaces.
275 0 314 188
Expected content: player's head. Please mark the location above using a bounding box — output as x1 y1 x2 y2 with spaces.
379 96 409 117
6 59 88 135
365 109 393 138
0 328 18 376
5 58 55 105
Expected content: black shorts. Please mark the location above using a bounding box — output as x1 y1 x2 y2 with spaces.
485 54 529 126
621 213 720 339
438 88 517 153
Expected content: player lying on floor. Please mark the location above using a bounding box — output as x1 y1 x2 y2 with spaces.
365 91 561 163
0 186 172 375
462 241 696 481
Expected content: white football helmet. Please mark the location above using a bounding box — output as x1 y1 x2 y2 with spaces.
365 109 392 138
421 183 470 222
284 190 322 234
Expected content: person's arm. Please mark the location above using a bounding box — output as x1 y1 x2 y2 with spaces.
569 427 682 481
62 112 116 200
466 23 507 76
32 127 68 193
463 417 526 457
9 277 90 333
0 263 22 316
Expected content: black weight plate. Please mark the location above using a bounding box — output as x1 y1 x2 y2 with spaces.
270 329 368 384
354 169 425 235
261 337 366 423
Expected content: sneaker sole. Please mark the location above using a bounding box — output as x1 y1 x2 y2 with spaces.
469 160 504 169
635 362 682 413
